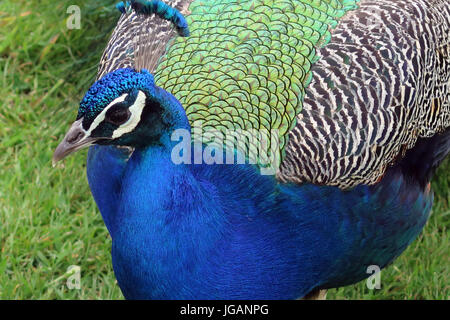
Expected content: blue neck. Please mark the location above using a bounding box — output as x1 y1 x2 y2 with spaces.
110 145 238 298
114 144 225 237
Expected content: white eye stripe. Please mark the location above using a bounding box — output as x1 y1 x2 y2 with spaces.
85 94 129 135
112 90 146 138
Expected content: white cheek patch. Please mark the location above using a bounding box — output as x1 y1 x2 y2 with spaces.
86 94 128 136
112 90 146 139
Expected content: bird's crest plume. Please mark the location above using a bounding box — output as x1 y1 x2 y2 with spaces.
115 0 190 73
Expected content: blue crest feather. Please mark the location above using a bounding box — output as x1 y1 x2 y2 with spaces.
115 1 128 14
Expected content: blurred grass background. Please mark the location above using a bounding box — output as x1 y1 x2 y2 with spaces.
0 0 448 299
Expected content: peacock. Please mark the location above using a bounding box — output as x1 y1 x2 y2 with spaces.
53 0 449 299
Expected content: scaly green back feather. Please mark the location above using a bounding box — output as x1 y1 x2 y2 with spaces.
154 0 360 168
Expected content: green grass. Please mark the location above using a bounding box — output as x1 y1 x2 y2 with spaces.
0 0 448 300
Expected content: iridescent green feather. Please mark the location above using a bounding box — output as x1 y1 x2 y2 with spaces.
155 0 360 168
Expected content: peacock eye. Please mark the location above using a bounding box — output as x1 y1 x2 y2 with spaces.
105 106 131 125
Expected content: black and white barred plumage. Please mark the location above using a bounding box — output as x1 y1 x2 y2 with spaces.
97 0 190 79
278 0 449 188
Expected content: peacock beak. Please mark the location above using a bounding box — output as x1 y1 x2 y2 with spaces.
52 119 97 166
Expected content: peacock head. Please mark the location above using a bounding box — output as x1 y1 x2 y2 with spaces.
53 67 189 164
